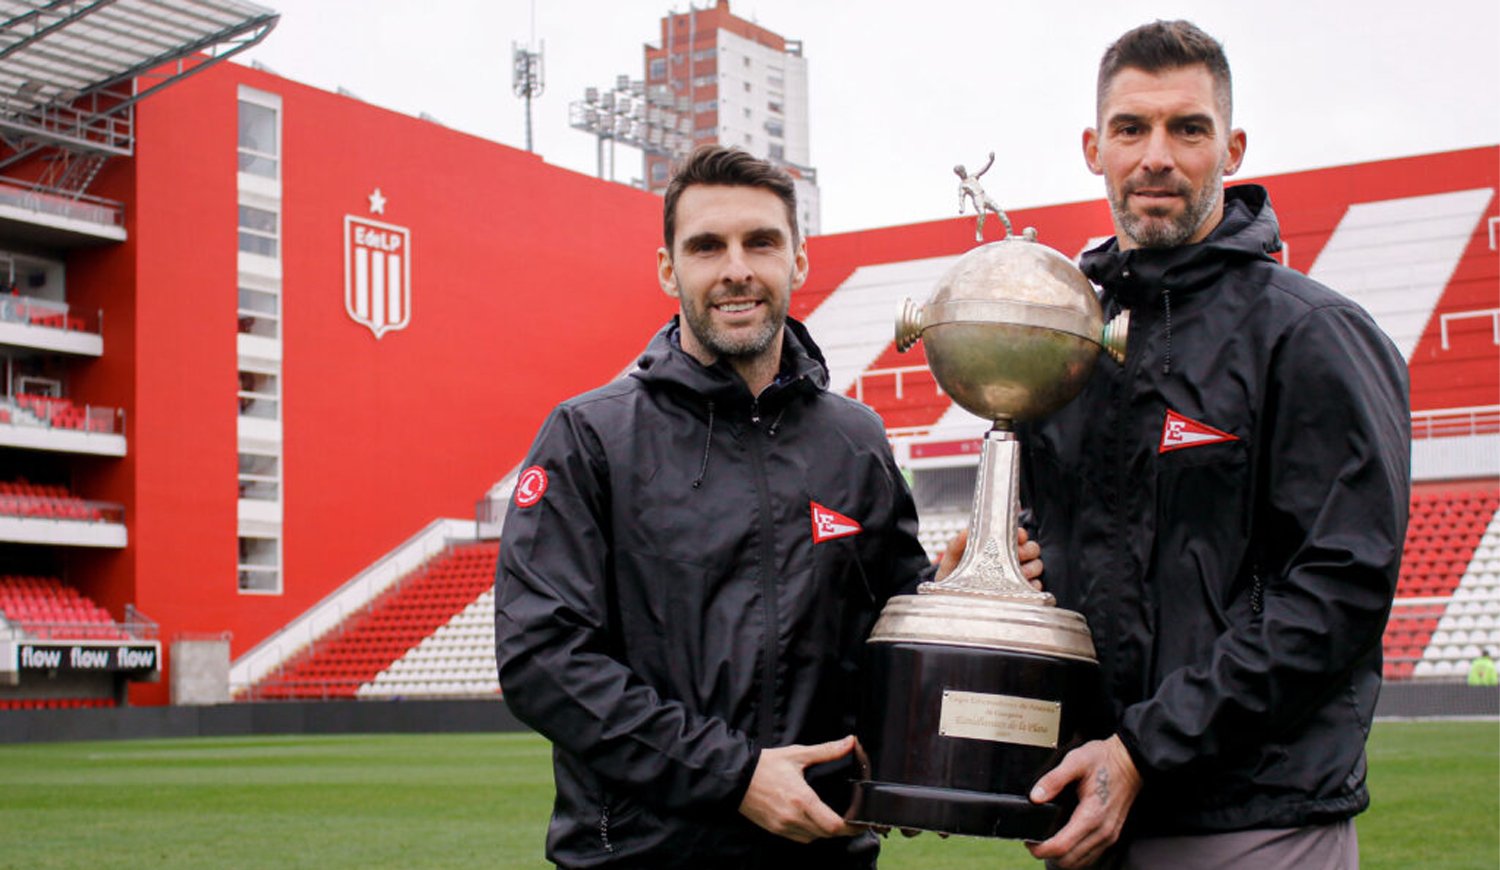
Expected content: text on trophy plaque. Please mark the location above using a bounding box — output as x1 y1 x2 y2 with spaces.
938 689 1061 749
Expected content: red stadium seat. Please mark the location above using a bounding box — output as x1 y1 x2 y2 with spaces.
250 542 500 700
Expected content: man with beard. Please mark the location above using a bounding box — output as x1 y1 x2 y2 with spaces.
495 146 1000 869
1016 20 1410 869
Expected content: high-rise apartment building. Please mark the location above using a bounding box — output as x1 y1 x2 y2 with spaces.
643 1 819 234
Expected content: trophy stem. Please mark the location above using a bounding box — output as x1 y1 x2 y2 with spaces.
918 424 1053 605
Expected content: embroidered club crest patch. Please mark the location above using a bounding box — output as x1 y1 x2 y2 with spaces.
1159 409 1238 453
514 466 548 508
811 502 862 543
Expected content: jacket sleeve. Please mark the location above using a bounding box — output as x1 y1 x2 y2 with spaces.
1117 304 1410 774
494 403 758 811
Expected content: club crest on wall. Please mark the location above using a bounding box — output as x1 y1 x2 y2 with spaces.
344 188 411 339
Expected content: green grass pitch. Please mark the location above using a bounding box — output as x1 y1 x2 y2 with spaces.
0 720 1493 869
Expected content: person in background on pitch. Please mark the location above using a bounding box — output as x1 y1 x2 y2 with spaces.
1468 648 1498 686
1012 20 1410 869
495 145 1041 869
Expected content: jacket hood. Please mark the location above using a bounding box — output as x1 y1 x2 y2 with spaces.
630 314 831 403
1081 184 1282 309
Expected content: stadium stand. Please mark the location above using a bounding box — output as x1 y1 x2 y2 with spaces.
0 290 90 333
26 310 86 332
4 394 114 433
0 698 116 710
847 350 950 433
250 541 500 700
0 575 130 640
0 480 106 521
241 486 1497 699
1386 487 1500 681
359 588 500 699
916 512 967 564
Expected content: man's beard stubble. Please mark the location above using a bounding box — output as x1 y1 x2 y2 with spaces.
1110 161 1225 249
679 279 791 361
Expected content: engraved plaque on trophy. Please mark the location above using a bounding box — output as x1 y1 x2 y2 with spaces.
847 183 1130 840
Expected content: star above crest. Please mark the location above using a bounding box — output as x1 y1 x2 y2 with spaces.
368 188 387 214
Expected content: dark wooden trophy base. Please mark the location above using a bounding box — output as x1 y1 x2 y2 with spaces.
850 641 1105 840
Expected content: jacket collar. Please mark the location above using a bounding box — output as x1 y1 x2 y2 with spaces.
1080 184 1283 310
629 314 830 404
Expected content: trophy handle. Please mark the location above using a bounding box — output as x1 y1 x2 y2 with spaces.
895 298 924 353
1100 309 1130 364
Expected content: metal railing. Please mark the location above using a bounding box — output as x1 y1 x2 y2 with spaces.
1 396 123 435
0 605 156 643
852 364 942 404
1411 405 1500 440
0 175 124 227
1438 308 1500 351
0 495 124 524
228 519 477 696
237 677 368 702
475 495 507 540
0 293 103 335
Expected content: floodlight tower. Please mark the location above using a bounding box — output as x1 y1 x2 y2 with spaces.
568 76 690 185
512 42 545 153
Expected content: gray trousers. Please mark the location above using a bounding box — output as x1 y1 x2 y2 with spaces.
1055 820 1359 870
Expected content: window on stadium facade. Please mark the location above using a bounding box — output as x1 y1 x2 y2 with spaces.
237 368 278 420
238 451 279 502
237 286 279 338
237 535 280 593
238 205 278 257
238 100 278 179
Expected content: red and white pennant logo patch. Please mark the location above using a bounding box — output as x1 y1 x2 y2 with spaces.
1159 409 1238 454
811 502 862 543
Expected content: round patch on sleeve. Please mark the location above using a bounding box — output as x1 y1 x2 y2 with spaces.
514 466 549 508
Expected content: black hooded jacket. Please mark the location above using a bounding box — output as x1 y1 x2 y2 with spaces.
1017 185 1411 835
495 317 931 868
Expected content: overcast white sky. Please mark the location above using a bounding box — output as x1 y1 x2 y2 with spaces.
236 0 1500 235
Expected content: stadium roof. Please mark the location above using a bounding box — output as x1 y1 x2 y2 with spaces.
0 0 278 157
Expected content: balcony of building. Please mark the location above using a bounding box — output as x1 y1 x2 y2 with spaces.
0 291 103 357
0 392 125 457
0 480 126 548
0 177 126 247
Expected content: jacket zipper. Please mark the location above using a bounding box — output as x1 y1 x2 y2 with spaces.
598 789 613 854
747 395 780 744
1113 296 1150 696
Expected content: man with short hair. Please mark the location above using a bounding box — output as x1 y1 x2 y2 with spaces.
495 146 993 868
1018 20 1410 869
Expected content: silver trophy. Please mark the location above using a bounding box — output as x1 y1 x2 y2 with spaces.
849 174 1129 839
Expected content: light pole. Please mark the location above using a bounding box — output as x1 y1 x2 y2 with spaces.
512 42 545 153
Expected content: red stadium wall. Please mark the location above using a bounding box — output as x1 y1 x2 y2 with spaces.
1252 148 1499 412
124 71 252 705
64 63 671 703
267 66 672 665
